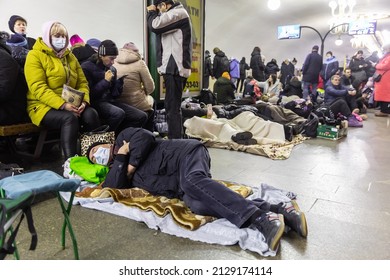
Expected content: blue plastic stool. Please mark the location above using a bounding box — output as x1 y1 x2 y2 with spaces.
0 170 81 259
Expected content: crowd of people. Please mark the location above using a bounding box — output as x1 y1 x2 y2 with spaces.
203 41 390 128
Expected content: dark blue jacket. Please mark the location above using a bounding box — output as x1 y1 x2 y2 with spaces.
103 127 205 198
320 56 339 82
302 51 323 83
81 54 123 104
324 80 349 105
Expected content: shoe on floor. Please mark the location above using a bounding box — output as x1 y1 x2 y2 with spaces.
250 212 285 251
375 111 389 117
234 138 258 145
348 115 363 127
278 200 308 238
231 131 253 142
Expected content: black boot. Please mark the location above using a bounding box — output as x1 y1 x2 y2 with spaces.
278 200 308 237
250 212 285 251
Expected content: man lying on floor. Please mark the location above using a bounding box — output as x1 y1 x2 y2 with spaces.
85 127 308 252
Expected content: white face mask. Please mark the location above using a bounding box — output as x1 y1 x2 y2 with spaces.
51 37 66 50
93 147 111 166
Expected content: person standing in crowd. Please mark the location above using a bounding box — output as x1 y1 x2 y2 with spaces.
374 43 390 117
8 15 36 50
302 45 323 101
0 31 30 125
24 21 101 159
81 40 148 134
69 34 96 64
264 58 280 80
320 51 339 86
147 0 192 139
212 47 230 79
279 58 295 88
203 50 213 89
229 57 240 89
349 50 368 88
250 46 265 82
114 42 156 132
237 57 250 93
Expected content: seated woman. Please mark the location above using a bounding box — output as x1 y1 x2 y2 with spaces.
213 71 236 105
113 42 155 132
255 74 282 104
24 21 101 159
86 127 308 252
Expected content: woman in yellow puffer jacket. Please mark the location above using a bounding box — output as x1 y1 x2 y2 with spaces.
25 21 100 159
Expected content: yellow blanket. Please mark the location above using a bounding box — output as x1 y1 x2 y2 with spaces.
76 180 252 231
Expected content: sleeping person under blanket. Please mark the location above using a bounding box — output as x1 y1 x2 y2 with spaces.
85 127 308 252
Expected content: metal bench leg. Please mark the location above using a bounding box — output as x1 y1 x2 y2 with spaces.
56 192 79 260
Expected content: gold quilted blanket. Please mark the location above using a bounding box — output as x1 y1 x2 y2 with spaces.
76 180 252 231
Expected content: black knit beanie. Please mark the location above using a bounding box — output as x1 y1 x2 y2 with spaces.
8 15 27 33
98 40 118 56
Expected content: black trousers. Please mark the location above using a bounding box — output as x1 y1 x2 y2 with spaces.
163 74 187 139
41 106 100 159
329 98 352 117
180 145 267 228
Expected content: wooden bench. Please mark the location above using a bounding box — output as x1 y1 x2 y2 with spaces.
0 123 59 159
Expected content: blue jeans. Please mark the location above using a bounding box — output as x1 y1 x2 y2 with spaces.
302 81 318 100
92 100 148 133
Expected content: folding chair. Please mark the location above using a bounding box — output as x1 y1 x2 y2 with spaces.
0 170 81 259
0 191 37 260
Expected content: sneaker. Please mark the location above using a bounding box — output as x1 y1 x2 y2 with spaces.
250 212 285 251
375 111 389 117
234 138 257 145
231 131 253 142
278 200 308 238
348 116 363 127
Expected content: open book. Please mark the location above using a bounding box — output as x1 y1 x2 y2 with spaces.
62 84 85 107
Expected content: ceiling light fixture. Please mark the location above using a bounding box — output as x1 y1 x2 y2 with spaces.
268 0 280 11
335 36 343 46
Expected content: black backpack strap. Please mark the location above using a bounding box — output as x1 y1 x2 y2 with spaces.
0 196 37 259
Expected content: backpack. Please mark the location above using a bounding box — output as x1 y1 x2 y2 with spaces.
302 112 319 138
221 56 230 72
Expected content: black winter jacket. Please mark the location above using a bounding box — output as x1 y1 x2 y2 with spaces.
0 41 29 125
81 54 123 103
302 51 323 83
213 51 229 79
103 127 205 199
250 50 265 81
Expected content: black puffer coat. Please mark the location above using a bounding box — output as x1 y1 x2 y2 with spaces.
250 49 265 81
0 41 29 125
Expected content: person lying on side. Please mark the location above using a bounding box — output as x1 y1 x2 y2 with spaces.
86 127 308 252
